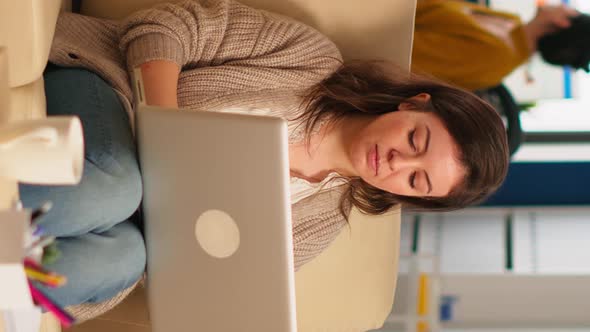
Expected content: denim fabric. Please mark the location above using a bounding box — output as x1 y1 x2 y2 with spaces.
19 65 146 307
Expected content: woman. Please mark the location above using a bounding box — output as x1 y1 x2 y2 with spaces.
412 1 580 91
20 0 509 308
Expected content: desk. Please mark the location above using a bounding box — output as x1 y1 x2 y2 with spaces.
0 111 62 332
0 35 61 332
0 48 18 208
0 180 17 210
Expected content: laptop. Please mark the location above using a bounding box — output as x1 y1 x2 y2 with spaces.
135 101 297 330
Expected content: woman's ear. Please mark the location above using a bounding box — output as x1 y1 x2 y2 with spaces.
398 93 432 110
413 93 431 102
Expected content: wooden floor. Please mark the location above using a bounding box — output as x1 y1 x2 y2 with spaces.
0 286 151 332
69 287 151 332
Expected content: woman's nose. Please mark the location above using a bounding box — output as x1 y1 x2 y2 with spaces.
388 151 422 173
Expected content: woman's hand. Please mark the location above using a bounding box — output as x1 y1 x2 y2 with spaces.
524 4 579 52
137 60 181 108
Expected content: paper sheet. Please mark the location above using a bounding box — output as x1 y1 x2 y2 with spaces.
0 308 42 332
0 265 33 310
0 211 38 331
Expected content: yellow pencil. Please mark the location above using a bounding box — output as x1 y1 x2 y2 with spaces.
25 268 67 287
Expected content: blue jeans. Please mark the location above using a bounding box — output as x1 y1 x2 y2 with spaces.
19 65 146 307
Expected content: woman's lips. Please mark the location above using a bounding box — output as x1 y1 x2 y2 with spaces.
368 144 379 176
375 145 380 176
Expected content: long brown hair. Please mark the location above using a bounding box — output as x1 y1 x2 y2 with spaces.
297 60 509 215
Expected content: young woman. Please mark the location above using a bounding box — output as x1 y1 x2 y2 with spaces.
20 0 509 309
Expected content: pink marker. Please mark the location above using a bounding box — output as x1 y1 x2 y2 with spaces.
27 282 75 328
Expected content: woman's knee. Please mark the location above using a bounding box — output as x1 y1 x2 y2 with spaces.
45 222 147 307
18 158 143 237
88 159 143 232
116 161 143 216
88 223 146 303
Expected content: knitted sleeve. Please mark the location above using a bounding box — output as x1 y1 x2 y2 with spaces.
291 187 348 271
119 0 341 75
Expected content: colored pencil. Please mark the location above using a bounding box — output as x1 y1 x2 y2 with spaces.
27 282 75 328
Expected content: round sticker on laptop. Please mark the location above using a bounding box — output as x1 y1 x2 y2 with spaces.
195 209 240 258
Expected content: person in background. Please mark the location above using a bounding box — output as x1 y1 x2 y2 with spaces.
538 12 590 72
412 0 581 91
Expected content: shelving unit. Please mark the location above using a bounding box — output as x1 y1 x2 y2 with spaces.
375 207 590 331
384 254 442 332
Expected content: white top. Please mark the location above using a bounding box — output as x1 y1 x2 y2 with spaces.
290 173 346 205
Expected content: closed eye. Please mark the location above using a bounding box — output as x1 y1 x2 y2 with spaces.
408 129 417 152
409 171 417 189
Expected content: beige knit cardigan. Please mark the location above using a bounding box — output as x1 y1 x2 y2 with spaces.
49 0 349 272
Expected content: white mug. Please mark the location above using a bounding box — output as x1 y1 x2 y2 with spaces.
0 116 84 185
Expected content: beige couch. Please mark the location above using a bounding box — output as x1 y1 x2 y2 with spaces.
2 0 416 331
73 1 414 331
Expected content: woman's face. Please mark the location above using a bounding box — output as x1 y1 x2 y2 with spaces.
347 94 465 198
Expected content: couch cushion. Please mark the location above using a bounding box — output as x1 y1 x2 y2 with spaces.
295 207 400 332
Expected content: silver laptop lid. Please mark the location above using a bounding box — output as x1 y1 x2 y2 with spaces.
136 106 296 332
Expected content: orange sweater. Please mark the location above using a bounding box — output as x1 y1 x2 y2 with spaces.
412 0 531 90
